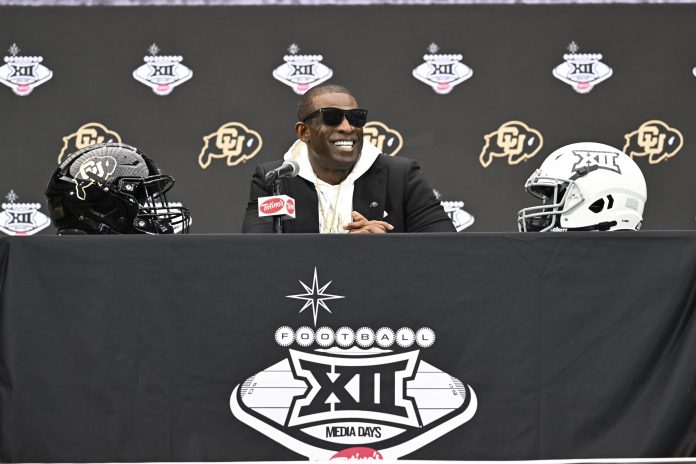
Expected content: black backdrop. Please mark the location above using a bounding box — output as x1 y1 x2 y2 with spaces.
0 5 695 234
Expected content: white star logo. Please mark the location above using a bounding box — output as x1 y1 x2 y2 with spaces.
287 267 344 326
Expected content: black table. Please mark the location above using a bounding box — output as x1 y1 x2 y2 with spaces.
1 233 694 461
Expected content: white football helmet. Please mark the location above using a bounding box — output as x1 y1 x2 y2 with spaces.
518 142 647 232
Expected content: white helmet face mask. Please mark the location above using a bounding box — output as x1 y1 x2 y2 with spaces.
518 142 647 232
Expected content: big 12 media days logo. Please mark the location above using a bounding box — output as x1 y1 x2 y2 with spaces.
230 267 478 460
0 43 52 96
0 190 50 236
132 43 192 96
552 41 613 94
273 43 333 95
412 43 472 95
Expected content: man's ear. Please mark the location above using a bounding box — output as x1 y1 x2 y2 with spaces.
295 122 311 143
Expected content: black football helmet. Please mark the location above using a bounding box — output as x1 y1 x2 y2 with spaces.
45 143 191 234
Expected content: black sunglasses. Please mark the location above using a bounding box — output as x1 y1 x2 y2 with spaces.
302 107 369 128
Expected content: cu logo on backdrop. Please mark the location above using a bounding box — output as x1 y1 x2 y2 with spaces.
623 120 684 165
363 122 403 156
198 122 263 169
58 123 123 164
479 121 544 168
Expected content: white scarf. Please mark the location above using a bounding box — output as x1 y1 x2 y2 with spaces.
282 140 381 233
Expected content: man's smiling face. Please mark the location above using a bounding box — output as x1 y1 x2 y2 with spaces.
301 92 364 175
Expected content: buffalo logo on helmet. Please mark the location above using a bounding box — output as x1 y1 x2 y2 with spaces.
58 123 123 164
73 155 118 200
552 41 613 94
199 122 263 169
479 121 543 168
46 143 191 235
132 43 192 96
0 190 50 236
230 268 478 460
363 122 403 157
0 43 53 96
273 43 333 95
412 43 472 95
623 120 684 165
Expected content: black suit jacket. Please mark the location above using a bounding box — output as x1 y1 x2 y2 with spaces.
242 154 456 233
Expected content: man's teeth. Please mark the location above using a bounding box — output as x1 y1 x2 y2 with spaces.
333 140 354 151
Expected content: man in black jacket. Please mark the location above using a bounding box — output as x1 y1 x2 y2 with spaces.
242 84 454 234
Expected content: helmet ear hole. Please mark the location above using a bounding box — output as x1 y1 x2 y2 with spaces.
589 195 615 214
589 198 604 213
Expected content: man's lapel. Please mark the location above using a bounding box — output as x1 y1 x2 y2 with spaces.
353 156 388 222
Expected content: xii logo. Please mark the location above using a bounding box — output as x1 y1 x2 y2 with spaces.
412 43 473 95
273 44 333 95
552 41 613 94
0 43 53 96
571 150 621 174
287 350 419 427
0 190 50 236
132 43 193 96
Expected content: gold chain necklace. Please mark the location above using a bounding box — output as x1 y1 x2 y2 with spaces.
315 175 343 234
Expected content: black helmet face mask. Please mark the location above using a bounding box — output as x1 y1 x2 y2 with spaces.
46 143 191 234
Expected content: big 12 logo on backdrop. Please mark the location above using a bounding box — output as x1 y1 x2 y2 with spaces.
412 43 472 95
0 190 50 236
552 41 613 94
132 43 193 96
273 44 333 95
0 43 52 96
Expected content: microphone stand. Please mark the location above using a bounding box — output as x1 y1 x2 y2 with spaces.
272 178 283 234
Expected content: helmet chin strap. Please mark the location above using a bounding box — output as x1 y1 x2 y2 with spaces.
57 229 88 235
564 221 618 232
77 214 120 234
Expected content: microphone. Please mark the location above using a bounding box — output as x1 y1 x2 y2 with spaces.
265 160 300 184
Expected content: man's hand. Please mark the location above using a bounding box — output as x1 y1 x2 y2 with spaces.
344 211 394 234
